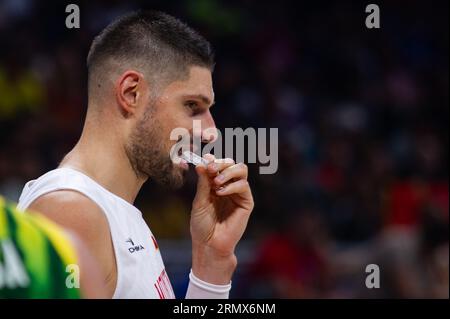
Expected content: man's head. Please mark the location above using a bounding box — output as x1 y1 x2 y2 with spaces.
86 10 217 188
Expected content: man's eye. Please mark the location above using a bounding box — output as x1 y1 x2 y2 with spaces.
185 101 198 109
185 101 200 114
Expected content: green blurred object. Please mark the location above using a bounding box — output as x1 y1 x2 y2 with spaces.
185 0 242 36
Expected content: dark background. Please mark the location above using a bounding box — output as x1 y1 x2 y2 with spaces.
0 0 448 298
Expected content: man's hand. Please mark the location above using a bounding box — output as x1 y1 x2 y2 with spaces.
190 154 254 284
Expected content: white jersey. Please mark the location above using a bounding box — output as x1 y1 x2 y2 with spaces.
17 167 175 299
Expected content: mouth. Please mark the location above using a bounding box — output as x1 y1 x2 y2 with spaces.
175 145 193 170
176 143 200 156
178 158 189 170
172 139 200 170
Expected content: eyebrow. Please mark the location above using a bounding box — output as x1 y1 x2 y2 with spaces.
182 94 215 107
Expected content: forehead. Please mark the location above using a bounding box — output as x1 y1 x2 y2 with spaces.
160 66 214 102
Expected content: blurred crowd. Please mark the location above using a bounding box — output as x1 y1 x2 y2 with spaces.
0 0 448 298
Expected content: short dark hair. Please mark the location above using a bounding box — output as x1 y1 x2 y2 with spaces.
87 10 214 98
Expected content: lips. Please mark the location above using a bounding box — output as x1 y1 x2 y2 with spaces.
177 144 199 156
174 147 189 170
173 142 200 170
178 159 189 170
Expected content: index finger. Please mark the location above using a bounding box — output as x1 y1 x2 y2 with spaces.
207 157 235 176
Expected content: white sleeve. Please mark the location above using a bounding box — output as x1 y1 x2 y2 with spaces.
185 269 232 299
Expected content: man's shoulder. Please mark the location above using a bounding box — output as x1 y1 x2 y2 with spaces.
26 190 117 297
27 190 108 234
30 189 100 211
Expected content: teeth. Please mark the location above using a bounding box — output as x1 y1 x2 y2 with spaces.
181 151 209 166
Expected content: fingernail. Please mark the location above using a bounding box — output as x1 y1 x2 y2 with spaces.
217 186 225 192
216 174 225 182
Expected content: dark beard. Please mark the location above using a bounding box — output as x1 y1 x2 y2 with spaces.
125 108 185 189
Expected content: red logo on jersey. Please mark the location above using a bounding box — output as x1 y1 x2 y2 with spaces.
153 269 174 299
151 235 159 250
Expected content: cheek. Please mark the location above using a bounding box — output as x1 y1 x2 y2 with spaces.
156 119 183 149
159 112 193 142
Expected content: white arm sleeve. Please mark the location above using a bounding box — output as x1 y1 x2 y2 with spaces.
185 269 232 299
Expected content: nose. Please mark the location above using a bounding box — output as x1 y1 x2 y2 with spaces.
201 110 217 143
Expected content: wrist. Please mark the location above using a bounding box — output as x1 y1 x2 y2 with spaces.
191 243 237 285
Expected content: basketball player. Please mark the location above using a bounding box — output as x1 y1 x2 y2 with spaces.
0 196 106 298
17 11 254 298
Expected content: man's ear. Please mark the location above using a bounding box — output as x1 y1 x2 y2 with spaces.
115 70 144 117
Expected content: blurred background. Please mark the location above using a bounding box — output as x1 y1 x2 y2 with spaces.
0 0 448 298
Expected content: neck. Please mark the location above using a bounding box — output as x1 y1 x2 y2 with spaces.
59 114 146 204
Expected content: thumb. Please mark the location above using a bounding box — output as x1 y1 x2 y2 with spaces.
193 153 216 205
195 165 212 199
